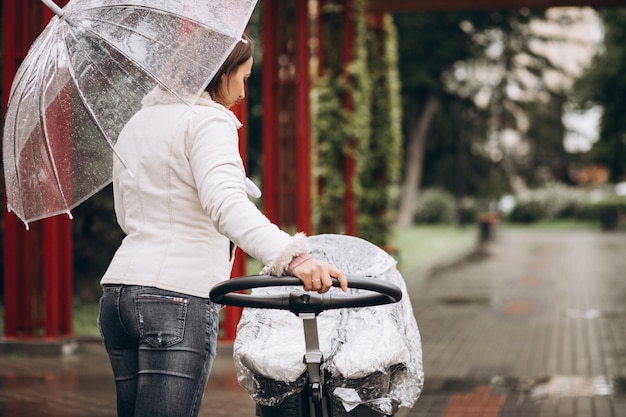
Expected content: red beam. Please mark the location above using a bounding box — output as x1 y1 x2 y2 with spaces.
366 0 626 13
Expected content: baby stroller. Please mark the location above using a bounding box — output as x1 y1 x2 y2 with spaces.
210 235 423 417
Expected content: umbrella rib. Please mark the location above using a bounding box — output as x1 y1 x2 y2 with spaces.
6 29 72 223
78 15 213 104
5 56 37 219
38 32 75 217
7 78 35 221
62 26 134 175
16 32 71 218
86 15 215 70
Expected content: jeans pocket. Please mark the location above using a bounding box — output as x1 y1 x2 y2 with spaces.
134 294 189 348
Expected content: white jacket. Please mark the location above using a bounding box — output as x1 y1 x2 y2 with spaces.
101 89 308 298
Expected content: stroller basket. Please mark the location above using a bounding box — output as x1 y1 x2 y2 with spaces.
256 386 392 417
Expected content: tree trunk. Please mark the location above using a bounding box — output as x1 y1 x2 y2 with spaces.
397 94 439 226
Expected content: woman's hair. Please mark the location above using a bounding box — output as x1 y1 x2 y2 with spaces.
206 33 254 102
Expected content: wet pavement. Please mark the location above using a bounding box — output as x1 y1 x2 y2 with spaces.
1 228 626 416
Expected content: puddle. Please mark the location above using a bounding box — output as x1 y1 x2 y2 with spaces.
529 375 613 399
488 375 626 400
566 308 601 320
439 296 490 306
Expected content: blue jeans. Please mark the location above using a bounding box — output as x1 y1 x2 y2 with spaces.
98 285 220 417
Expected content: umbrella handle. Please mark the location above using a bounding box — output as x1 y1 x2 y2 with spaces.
41 0 64 17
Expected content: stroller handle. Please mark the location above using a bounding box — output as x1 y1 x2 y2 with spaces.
209 275 402 315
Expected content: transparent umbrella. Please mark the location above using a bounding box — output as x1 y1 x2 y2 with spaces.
2 0 257 228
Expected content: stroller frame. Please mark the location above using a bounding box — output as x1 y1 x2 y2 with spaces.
210 275 402 417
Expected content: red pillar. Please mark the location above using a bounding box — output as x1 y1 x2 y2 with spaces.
2 0 73 339
343 0 358 236
295 0 312 234
262 0 280 225
262 0 312 234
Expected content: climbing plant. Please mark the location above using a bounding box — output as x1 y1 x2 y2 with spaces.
312 0 402 246
356 14 402 246
312 75 350 234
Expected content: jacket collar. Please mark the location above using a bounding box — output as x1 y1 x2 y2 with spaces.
141 88 242 128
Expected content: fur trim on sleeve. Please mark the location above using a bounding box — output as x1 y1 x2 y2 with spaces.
263 232 310 276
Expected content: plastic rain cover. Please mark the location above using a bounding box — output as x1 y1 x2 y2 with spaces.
233 234 423 415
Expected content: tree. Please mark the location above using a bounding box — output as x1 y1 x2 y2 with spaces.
575 8 626 183
446 8 599 192
394 12 481 225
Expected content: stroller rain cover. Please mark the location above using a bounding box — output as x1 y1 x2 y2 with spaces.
233 234 424 415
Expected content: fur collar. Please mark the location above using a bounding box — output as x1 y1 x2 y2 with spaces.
141 88 242 128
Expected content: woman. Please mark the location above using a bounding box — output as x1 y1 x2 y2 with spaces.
98 33 347 417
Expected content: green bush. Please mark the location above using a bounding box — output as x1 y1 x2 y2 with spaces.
508 183 588 223
508 197 544 223
413 188 456 224
581 196 626 230
457 196 479 225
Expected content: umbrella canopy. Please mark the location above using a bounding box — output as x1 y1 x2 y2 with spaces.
3 0 257 227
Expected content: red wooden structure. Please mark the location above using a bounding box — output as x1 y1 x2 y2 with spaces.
262 0 312 234
2 0 73 339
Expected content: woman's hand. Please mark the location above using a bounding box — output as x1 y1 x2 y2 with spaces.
291 258 348 294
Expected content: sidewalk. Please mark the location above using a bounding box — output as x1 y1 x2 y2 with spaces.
1 228 625 416
406 228 626 417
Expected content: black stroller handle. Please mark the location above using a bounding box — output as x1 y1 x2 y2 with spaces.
209 275 402 315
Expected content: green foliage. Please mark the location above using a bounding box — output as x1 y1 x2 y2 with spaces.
579 196 626 230
458 196 480 225
522 94 576 187
314 2 402 246
397 9 589 204
72 185 124 301
394 12 480 94
72 302 100 336
507 183 589 223
419 95 497 199
507 198 544 223
312 75 350 233
356 15 402 246
413 188 457 224
313 0 370 235
575 9 626 182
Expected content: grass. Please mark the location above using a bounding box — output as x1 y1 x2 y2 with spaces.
73 302 101 336
0 302 102 337
390 224 478 276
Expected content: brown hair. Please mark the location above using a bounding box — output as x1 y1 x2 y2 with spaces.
206 33 254 103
